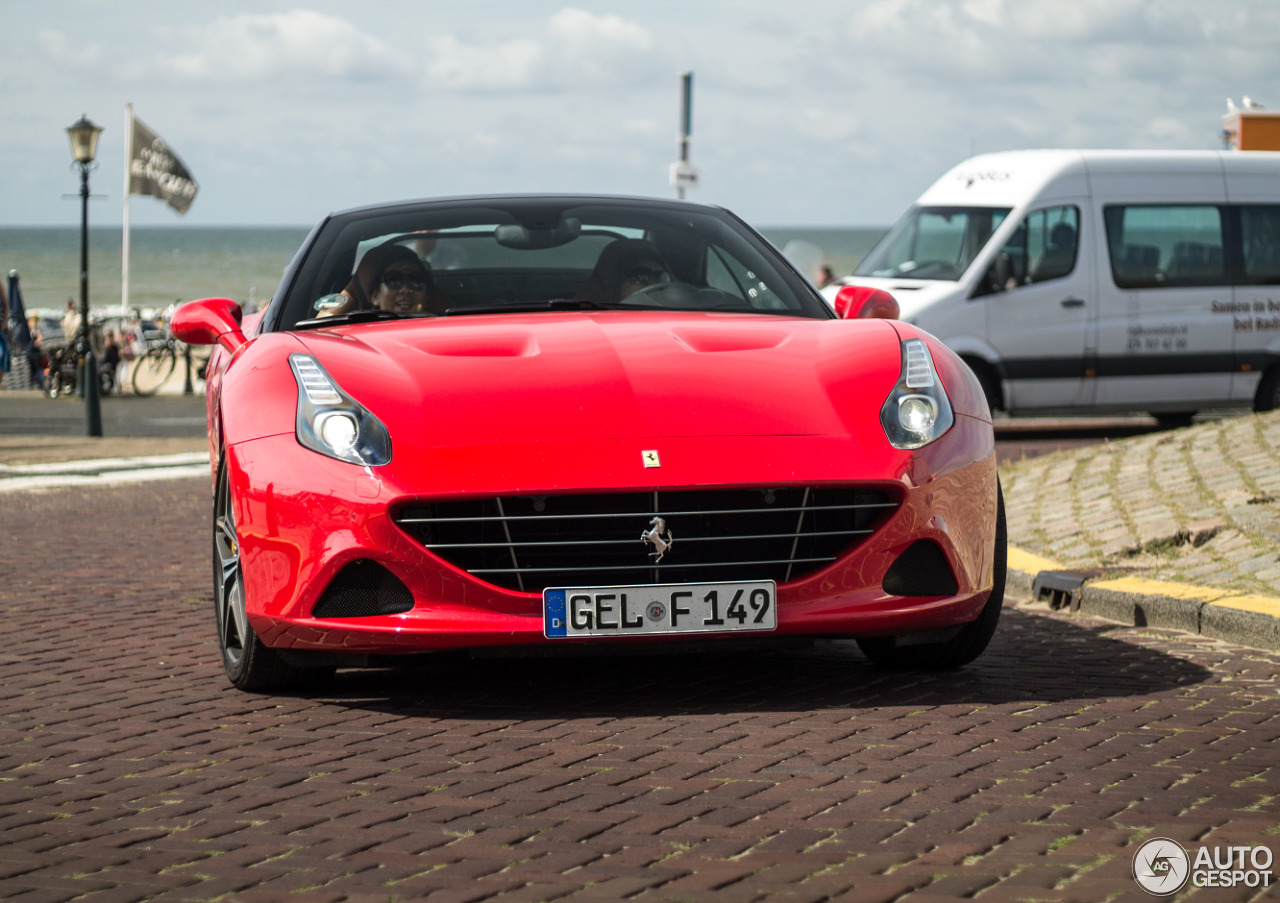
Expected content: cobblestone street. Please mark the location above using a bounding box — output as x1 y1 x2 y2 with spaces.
2 480 1278 901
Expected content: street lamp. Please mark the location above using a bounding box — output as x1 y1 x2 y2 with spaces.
66 114 103 436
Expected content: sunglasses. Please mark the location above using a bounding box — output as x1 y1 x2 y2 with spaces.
381 271 428 291
624 266 668 286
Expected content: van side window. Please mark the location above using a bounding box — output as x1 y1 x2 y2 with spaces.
1029 207 1079 283
994 206 1079 289
1241 206 1280 285
1104 205 1225 288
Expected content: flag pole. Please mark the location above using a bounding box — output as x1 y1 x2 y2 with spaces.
121 102 132 318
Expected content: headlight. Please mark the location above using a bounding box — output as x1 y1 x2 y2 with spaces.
880 338 954 449
289 354 392 466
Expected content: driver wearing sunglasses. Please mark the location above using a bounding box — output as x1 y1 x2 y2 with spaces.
576 238 674 304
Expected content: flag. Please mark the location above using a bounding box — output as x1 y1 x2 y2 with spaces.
129 116 198 215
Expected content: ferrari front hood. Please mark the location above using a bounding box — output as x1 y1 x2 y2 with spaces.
293 312 904 447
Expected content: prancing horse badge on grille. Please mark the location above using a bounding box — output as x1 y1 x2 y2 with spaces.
641 516 673 562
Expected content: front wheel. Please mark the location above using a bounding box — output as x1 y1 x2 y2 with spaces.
857 482 1008 669
213 458 316 692
1255 367 1280 413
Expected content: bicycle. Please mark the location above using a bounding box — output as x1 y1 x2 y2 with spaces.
130 330 179 396
129 330 212 396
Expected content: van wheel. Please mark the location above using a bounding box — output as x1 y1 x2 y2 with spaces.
1256 368 1280 413
963 357 1003 414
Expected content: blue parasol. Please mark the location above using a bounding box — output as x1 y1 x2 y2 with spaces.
7 270 41 384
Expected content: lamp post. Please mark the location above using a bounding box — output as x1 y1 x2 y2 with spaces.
66 114 103 437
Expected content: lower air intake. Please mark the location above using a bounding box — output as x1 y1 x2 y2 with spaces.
882 540 959 597
312 560 414 618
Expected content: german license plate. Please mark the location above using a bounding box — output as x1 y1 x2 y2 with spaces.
543 580 776 638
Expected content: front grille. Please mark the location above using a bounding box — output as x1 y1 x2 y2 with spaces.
394 487 898 592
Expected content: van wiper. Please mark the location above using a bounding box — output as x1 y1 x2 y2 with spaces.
294 309 420 330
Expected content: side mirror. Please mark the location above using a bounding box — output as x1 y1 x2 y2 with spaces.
832 285 899 320
171 297 247 353
986 252 1013 295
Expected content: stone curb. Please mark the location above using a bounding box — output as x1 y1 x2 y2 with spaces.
1009 546 1280 653
0 452 210 493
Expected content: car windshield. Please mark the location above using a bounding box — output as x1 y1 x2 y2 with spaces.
277 198 829 330
855 205 1011 281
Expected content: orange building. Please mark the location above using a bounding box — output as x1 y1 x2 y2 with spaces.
1222 107 1280 150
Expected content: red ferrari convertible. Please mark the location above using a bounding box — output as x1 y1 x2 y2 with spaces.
172 195 1005 691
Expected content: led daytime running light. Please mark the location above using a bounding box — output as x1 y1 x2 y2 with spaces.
904 342 935 389
292 356 343 404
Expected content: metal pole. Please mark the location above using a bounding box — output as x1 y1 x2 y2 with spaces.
677 71 692 200
79 163 102 436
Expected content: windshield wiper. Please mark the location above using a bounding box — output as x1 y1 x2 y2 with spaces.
442 298 606 316
294 309 422 330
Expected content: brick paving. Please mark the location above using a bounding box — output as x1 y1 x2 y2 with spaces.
3 480 1279 901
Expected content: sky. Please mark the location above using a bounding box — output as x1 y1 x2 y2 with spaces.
3 0 1278 229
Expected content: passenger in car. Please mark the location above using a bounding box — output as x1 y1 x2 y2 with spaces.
368 247 434 314
577 239 673 304
315 242 449 317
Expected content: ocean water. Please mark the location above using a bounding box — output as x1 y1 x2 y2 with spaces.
1 226 312 317
1 224 885 317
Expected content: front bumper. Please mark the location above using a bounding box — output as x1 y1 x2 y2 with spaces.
229 420 998 655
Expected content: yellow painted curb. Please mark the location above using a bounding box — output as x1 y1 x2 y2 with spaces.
1212 594 1280 617
1016 566 1280 618
1007 546 1064 574
1089 576 1227 603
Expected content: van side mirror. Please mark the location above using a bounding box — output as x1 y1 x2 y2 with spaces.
984 253 1013 295
832 285 899 320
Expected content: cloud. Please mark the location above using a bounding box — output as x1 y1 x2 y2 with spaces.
36 29 106 69
547 8 652 49
425 7 661 91
155 10 411 82
424 35 544 90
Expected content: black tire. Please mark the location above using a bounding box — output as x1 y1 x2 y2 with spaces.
962 357 1003 415
857 482 1007 669
132 348 176 396
1152 412 1195 430
213 457 322 692
1255 367 1280 413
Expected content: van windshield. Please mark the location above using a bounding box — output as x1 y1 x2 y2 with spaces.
855 206 1010 281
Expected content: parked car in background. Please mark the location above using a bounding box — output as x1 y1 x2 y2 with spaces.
173 194 1004 692
825 149 1280 426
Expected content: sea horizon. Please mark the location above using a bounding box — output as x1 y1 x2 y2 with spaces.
1 223 887 315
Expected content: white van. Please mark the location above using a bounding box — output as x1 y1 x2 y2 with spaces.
826 149 1280 423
